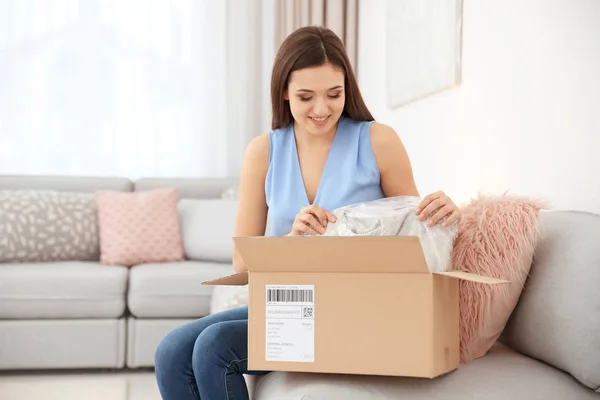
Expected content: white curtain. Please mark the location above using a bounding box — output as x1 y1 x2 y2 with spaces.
275 0 359 71
0 0 232 178
0 0 358 179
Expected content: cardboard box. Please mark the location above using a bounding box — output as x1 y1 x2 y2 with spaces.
203 235 509 378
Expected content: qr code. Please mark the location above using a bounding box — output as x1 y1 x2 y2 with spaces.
302 306 314 318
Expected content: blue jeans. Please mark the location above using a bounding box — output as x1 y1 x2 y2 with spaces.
154 305 270 400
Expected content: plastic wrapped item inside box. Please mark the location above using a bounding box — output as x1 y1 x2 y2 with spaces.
322 196 458 273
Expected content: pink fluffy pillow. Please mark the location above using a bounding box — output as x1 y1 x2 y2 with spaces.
452 193 544 362
96 188 185 266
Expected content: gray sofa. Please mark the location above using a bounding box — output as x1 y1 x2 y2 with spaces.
0 175 598 399
0 175 239 370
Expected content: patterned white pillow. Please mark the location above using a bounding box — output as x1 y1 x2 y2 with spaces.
221 184 239 200
0 190 100 262
210 285 249 314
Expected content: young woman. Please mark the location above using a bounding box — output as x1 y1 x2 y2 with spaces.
155 26 461 400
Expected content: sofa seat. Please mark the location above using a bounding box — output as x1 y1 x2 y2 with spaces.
251 344 598 400
127 261 234 318
0 261 128 318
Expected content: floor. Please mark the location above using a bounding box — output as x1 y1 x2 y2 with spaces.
0 369 162 400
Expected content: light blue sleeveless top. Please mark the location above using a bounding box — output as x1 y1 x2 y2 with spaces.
265 116 385 236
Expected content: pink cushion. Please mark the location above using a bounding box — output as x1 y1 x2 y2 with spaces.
96 188 185 266
451 193 544 362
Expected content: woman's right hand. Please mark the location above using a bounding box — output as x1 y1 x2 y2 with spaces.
288 204 337 236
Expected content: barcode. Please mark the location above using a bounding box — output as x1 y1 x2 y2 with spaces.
267 289 314 303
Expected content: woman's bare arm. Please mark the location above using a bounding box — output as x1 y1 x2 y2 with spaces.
232 133 270 273
370 122 462 227
370 122 420 198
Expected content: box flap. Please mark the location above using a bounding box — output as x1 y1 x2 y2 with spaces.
435 271 510 285
202 272 248 286
233 236 430 273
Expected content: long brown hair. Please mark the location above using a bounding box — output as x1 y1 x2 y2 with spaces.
270 26 374 130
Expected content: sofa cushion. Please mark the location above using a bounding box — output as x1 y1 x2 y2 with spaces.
501 210 600 391
252 344 598 400
95 188 185 266
0 190 100 263
0 261 128 318
178 199 237 262
127 261 234 318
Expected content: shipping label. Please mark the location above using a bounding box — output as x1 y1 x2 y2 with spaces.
265 285 315 363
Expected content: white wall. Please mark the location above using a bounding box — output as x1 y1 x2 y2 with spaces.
358 0 600 213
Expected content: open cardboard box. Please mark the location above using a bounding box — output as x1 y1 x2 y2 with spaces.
203 235 509 378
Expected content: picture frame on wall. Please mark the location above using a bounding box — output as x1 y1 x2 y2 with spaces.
386 0 463 108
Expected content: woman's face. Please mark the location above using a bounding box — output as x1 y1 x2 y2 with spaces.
285 62 345 136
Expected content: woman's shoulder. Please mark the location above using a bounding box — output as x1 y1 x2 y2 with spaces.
340 118 400 150
367 122 419 197
247 132 271 150
369 121 399 142
368 122 410 167
242 133 271 175
343 118 397 140
245 121 296 166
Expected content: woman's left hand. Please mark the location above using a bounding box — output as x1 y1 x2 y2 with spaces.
416 190 461 228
